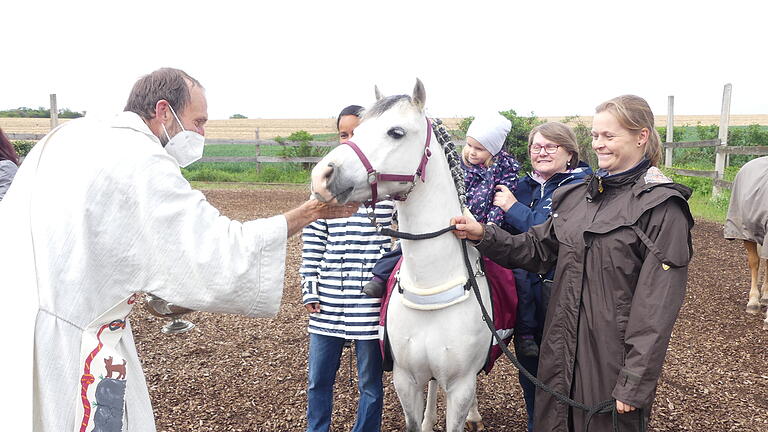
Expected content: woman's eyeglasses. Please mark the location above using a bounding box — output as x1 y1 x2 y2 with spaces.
530 144 560 154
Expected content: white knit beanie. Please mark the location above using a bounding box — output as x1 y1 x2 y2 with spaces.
466 113 511 156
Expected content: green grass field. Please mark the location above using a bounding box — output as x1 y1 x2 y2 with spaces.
202 144 294 157
183 162 312 183
183 137 335 183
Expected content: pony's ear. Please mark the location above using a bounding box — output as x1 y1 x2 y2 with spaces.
412 78 426 111
374 85 384 101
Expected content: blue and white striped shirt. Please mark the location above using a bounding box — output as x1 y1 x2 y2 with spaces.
300 202 394 339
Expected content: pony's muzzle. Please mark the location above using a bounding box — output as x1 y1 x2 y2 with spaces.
311 162 336 202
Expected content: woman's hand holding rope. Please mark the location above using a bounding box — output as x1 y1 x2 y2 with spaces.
450 216 485 241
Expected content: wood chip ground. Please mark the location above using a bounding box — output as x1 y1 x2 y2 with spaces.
131 188 768 431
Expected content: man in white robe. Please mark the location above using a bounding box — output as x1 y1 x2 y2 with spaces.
0 68 356 432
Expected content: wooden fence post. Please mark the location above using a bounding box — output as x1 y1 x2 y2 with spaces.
49 94 58 130
255 128 261 172
713 83 732 196
664 95 674 168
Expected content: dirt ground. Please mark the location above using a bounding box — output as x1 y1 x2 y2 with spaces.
131 187 768 432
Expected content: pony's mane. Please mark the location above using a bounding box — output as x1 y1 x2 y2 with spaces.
363 95 412 120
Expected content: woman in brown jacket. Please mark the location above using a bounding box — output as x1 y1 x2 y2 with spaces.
452 95 694 432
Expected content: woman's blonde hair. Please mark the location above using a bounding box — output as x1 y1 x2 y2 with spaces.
527 122 579 168
595 95 662 166
462 138 495 168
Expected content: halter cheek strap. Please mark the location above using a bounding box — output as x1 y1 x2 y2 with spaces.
341 117 433 215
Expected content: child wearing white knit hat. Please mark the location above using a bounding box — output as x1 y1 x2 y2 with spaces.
463 112 512 163
461 112 521 225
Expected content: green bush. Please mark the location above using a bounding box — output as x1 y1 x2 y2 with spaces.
276 130 330 170
12 140 35 157
0 107 84 118
656 125 685 144
229 114 247 119
695 123 719 140
58 108 85 119
669 122 719 166
728 124 768 166
560 116 596 168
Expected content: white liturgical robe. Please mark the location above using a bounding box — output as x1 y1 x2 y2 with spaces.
0 112 287 431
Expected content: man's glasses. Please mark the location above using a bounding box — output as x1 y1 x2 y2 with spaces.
530 144 560 154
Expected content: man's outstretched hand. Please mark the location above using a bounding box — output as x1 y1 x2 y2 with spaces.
285 199 360 237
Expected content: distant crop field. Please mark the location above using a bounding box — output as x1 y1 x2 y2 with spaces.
0 118 72 135
199 118 469 140
2 116 766 140
0 117 465 140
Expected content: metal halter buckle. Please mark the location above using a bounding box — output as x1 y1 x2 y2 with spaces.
367 171 378 185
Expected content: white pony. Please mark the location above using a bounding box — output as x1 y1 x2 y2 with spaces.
311 80 493 431
725 155 768 330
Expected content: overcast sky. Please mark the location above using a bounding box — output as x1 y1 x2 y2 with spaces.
4 0 766 120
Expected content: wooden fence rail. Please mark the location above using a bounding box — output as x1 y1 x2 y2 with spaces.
662 84 768 195
9 132 467 170
718 146 768 156
7 133 47 140
205 139 337 147
669 168 719 179
664 139 720 149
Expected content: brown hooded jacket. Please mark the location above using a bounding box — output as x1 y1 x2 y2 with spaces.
475 162 693 432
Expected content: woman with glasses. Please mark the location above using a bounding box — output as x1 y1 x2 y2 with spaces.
452 96 693 431
492 122 591 432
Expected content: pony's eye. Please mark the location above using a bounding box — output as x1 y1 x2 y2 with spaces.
387 127 406 139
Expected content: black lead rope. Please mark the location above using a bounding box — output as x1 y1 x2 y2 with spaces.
459 239 646 432
377 224 457 241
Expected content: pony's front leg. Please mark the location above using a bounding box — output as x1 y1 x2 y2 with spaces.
421 379 438 432
465 393 484 431
745 241 762 314
393 368 427 432
444 376 479 432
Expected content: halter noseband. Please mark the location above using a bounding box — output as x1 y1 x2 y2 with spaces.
341 117 433 215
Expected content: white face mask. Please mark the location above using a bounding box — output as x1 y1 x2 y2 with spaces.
161 104 205 167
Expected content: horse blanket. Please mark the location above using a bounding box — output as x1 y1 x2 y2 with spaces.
724 156 768 258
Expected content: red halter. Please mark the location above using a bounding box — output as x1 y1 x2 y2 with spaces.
341 117 433 213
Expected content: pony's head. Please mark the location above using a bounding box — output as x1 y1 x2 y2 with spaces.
311 79 430 204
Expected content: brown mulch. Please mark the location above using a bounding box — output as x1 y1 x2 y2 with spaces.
131 187 768 432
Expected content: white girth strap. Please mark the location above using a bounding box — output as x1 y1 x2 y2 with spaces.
398 274 470 310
